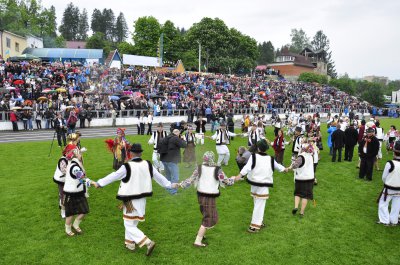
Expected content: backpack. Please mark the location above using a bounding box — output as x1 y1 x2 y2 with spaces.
158 135 172 155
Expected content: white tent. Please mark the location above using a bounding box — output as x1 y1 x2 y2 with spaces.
123 54 160 67
392 90 400 103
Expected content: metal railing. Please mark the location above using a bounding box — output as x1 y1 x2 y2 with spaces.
0 107 371 122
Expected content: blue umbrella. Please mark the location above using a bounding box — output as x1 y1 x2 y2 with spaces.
14 98 24 102
110 96 120 101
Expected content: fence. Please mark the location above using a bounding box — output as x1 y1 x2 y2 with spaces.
0 107 370 122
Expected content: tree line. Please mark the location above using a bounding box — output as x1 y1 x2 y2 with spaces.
298 72 400 107
1 1 337 77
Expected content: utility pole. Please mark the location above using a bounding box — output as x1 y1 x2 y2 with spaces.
159 33 164 67
198 41 201 73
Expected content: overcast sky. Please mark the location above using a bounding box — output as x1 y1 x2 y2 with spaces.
42 0 400 80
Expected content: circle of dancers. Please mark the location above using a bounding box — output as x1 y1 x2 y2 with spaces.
52 112 400 256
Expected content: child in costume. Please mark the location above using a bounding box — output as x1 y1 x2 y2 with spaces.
288 143 315 217
180 151 237 247
63 144 93 236
105 128 132 170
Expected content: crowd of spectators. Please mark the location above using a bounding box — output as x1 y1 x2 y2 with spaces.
0 60 372 131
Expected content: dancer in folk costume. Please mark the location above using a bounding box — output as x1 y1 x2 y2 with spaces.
105 128 132 170
53 150 68 219
194 115 207 145
291 127 304 160
180 151 237 247
307 131 320 185
234 140 287 232
54 133 87 219
66 109 78 135
385 125 400 152
93 144 178 256
377 141 400 226
272 129 289 165
183 124 197 168
288 143 315 217
147 122 168 172
63 144 93 236
207 121 242 166
245 122 265 149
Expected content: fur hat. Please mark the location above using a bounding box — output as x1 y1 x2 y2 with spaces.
366 127 375 133
394 141 400 152
257 139 269 152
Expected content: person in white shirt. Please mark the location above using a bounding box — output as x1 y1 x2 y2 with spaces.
148 122 167 172
377 141 400 226
146 112 153 135
207 121 242 166
234 140 288 232
374 121 384 171
93 144 178 256
287 143 315 217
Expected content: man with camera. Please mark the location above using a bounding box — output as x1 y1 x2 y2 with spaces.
54 112 67 147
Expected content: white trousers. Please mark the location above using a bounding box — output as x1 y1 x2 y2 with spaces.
377 141 382 159
152 151 164 171
216 145 230 166
378 194 400 225
123 198 148 247
124 220 147 247
195 133 204 145
250 186 269 229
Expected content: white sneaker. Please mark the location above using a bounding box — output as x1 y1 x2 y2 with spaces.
125 243 136 251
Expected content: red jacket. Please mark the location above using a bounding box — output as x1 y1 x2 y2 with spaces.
10 112 18 122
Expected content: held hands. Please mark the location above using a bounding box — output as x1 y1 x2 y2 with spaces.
232 175 243 181
91 181 100 188
171 183 180 189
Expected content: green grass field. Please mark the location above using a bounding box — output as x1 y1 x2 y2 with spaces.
1 119 400 265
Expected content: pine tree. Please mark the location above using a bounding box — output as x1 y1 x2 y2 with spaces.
311 30 337 78
91 8 103 34
257 41 275 64
115 12 128 43
77 8 89 40
59 2 80 41
102 8 115 42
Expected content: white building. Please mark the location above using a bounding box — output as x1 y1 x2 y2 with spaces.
26 34 43 49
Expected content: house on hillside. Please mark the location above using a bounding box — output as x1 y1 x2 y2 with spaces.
267 47 316 78
66 41 86 49
300 47 328 75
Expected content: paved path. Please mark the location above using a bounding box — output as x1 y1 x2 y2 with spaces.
0 124 217 143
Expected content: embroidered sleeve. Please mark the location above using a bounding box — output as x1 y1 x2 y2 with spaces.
180 168 199 188
59 159 68 174
290 156 303 169
216 169 235 188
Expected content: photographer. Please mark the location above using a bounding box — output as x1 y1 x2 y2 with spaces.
54 112 67 147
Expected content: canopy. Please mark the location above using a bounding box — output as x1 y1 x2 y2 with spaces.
22 48 103 59
123 54 159 67
9 54 40 62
